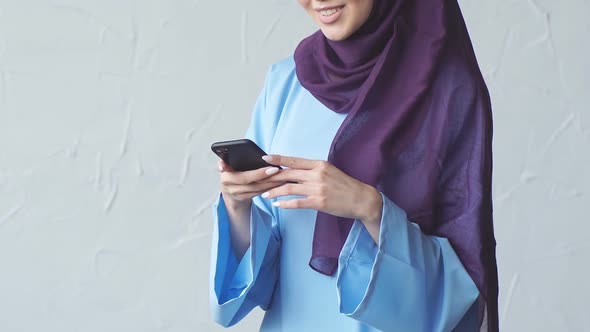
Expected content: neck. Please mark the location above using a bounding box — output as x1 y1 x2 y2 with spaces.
325 0 399 67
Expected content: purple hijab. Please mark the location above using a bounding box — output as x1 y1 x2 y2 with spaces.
294 0 498 330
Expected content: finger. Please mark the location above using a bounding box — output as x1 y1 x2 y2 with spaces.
242 166 281 183
224 181 285 200
247 181 286 193
262 154 320 170
221 166 280 185
217 159 225 172
261 183 310 199
264 169 310 183
272 198 314 209
217 159 234 172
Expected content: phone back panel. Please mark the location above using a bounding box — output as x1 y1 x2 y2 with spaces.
211 139 272 171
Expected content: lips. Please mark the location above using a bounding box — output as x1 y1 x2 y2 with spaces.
315 5 345 24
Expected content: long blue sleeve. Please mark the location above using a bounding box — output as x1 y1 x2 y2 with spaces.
336 192 480 332
209 65 283 327
209 57 480 331
209 194 281 327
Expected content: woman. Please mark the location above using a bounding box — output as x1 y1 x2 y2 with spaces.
210 0 498 331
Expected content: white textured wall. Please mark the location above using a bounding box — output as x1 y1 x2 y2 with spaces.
0 0 587 331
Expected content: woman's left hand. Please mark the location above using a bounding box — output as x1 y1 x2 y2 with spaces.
259 154 383 226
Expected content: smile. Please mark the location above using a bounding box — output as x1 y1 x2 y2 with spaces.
320 7 342 17
316 5 345 24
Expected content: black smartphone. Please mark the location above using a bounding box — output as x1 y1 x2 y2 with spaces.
211 139 279 172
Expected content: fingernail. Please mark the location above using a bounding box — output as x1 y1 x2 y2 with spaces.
272 201 280 207
262 155 273 162
261 191 270 198
265 167 279 175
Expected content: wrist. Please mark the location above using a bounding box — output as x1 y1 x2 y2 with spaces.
358 185 383 226
222 193 252 213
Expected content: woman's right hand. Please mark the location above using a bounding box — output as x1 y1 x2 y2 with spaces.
218 159 283 258
218 159 285 210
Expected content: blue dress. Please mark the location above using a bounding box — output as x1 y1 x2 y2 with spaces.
210 57 480 332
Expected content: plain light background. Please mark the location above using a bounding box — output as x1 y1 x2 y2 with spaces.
0 0 588 331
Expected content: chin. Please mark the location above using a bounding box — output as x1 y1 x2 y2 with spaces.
320 28 352 41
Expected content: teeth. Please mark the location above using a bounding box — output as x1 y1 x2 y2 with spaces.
320 8 340 16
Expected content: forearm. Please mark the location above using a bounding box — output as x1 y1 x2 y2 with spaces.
222 193 252 259
338 193 480 331
211 192 281 328
362 217 381 245
358 185 383 245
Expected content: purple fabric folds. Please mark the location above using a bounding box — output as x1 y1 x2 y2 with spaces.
294 0 498 330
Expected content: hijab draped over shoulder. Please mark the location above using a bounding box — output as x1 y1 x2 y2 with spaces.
294 0 498 330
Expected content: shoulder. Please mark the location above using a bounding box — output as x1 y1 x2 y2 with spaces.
436 51 478 88
264 55 298 92
431 49 493 142
268 55 296 77
258 55 303 114
430 49 492 129
434 48 490 103
247 55 300 144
